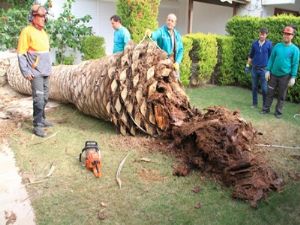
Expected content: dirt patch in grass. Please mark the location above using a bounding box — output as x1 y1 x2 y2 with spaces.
138 168 167 182
0 120 18 142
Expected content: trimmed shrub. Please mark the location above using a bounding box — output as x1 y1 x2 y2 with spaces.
213 35 234 85
62 55 75 65
117 0 160 42
180 36 193 86
227 15 300 103
185 33 218 86
226 16 260 87
81 35 105 60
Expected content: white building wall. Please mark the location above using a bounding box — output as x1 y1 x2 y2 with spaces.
158 0 188 35
52 0 116 55
237 0 300 17
192 2 232 34
47 0 300 58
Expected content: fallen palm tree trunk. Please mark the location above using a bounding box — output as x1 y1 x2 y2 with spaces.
4 41 283 206
6 42 191 136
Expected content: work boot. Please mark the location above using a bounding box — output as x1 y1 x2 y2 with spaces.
42 120 53 127
260 109 269 114
33 126 46 137
274 111 282 119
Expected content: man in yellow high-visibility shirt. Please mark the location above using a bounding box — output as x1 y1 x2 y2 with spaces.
17 4 52 137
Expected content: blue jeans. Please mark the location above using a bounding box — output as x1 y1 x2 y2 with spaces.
251 67 267 107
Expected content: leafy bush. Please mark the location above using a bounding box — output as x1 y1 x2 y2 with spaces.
81 35 105 60
47 0 92 64
117 0 160 42
226 15 300 102
4 0 33 8
185 33 218 86
214 35 234 85
180 36 193 86
226 16 260 87
62 55 75 65
0 8 28 50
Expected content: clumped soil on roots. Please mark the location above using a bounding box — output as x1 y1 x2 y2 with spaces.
169 106 283 207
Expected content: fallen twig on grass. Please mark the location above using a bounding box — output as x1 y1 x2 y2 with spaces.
32 131 59 145
116 152 130 189
25 178 49 185
26 162 55 186
140 157 152 162
46 162 55 177
256 143 300 150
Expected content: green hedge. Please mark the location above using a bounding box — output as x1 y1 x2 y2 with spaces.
214 35 234 85
226 15 300 103
81 35 106 60
180 36 193 86
184 33 218 86
117 0 160 42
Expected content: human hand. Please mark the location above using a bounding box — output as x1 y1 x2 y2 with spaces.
173 62 179 71
244 64 250 73
265 71 270 81
288 77 295 87
145 29 152 37
25 74 34 81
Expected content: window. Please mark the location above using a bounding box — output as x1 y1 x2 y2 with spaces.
274 8 299 16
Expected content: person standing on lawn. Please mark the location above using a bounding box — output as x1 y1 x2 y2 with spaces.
110 15 131 53
245 27 272 109
262 25 299 118
17 3 53 137
145 13 183 80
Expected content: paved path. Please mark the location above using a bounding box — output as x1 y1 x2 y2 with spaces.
0 81 59 224
0 141 36 225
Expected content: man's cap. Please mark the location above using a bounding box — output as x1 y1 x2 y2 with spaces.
283 26 295 34
31 4 47 16
260 28 268 34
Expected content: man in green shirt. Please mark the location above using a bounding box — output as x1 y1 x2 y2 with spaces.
262 26 299 118
110 15 131 53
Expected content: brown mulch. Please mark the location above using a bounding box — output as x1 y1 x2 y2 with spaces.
0 119 18 142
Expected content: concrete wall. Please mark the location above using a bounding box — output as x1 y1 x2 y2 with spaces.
158 0 188 35
51 0 299 58
237 0 300 17
51 0 116 55
51 0 234 56
192 2 232 34
158 0 233 35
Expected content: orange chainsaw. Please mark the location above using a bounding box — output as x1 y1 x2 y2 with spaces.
79 141 102 177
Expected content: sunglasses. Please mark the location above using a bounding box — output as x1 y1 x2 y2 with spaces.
283 32 294 36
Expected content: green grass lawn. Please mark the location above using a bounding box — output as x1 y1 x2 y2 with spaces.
11 86 300 225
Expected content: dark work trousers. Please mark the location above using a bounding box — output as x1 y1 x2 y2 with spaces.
263 74 290 115
31 76 49 127
251 67 267 107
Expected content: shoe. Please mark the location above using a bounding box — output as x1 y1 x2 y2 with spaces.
42 120 53 127
251 105 258 109
33 126 46 137
274 112 282 119
260 110 269 114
